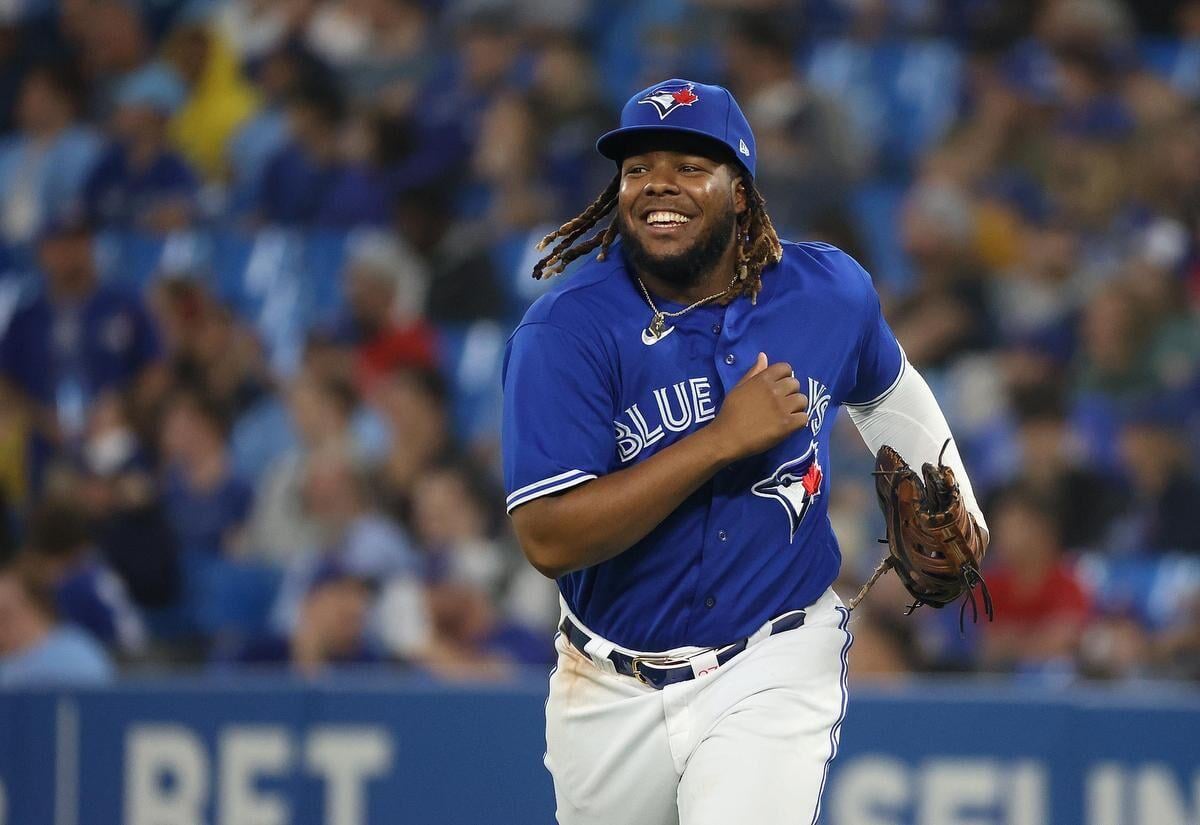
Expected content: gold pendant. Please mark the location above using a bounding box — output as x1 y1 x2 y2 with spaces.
649 313 667 338
642 313 674 345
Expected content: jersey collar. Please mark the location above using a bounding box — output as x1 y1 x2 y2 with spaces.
722 247 784 336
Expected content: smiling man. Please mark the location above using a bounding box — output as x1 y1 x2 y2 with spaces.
501 79 987 825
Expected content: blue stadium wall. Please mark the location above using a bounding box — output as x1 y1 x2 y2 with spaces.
0 677 1197 825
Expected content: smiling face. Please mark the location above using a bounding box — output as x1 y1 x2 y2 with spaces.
615 135 747 290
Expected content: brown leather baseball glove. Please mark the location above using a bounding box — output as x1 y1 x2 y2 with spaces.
851 440 992 629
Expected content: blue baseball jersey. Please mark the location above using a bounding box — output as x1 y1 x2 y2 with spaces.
501 240 904 652
0 282 160 406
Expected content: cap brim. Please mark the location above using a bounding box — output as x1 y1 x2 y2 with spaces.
596 125 749 174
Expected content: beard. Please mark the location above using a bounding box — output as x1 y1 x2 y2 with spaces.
618 203 738 289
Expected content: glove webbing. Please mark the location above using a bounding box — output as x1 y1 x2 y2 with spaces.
849 440 995 634
848 543 994 633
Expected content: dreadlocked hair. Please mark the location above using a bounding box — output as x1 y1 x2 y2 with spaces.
531 173 783 304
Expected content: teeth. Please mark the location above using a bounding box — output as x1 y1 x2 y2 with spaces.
647 211 690 225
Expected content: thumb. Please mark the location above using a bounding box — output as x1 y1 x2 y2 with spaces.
737 352 769 385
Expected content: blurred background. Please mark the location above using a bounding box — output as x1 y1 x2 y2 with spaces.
0 0 1196 823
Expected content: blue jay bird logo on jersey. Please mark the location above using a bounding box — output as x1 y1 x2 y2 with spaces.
638 83 699 120
752 440 823 542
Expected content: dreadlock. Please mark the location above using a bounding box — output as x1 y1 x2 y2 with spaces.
532 172 783 304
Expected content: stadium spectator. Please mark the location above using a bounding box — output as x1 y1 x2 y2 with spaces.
410 460 556 632
224 42 327 216
1055 41 1134 134
149 277 250 405
1074 281 1159 403
82 63 200 232
445 7 523 131
246 372 359 563
1122 245 1200 397
891 179 998 368
159 387 254 559
20 496 146 655
1136 107 1200 223
0 61 102 252
526 33 616 214
67 0 152 109
372 366 456 516
325 108 397 227
999 379 1122 550
470 92 558 241
412 463 505 592
0 559 115 686
328 229 437 389
1077 607 1154 681
147 277 286 477
257 79 387 226
304 0 431 103
162 17 260 181
392 184 506 323
266 445 429 666
421 570 555 680
0 212 163 446
72 394 180 610
985 215 1080 349
1108 414 1200 554
719 12 863 236
148 277 213 381
231 557 385 675
981 490 1093 674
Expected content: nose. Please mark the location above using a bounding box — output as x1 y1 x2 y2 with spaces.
642 167 680 196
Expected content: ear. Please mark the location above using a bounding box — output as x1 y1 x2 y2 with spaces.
733 177 748 215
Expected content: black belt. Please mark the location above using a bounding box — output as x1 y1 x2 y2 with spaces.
558 609 807 691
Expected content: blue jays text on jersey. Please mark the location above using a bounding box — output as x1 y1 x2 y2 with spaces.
501 240 904 652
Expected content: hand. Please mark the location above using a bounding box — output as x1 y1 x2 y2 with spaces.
708 353 808 462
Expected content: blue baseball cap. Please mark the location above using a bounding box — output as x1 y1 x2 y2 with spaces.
596 79 756 178
115 63 187 116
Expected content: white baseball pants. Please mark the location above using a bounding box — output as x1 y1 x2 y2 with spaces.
544 587 853 825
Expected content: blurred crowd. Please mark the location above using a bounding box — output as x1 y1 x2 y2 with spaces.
0 0 1197 688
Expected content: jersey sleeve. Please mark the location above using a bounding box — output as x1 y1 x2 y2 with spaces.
501 321 614 513
843 259 905 407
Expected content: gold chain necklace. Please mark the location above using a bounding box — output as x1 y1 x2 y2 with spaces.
636 275 734 341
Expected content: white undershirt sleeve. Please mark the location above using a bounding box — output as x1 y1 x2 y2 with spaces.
845 359 989 542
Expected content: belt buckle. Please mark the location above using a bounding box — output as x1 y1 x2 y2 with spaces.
630 655 691 687
630 656 653 686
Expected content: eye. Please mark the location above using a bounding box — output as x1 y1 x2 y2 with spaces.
624 164 648 175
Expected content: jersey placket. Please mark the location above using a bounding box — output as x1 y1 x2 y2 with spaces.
680 301 743 643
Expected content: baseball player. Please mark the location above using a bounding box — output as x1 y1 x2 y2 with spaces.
501 79 988 825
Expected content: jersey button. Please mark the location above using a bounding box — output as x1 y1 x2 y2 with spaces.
724 353 735 365
712 323 721 334
704 596 716 608
718 530 727 542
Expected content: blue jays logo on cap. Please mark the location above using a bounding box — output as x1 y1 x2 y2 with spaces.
639 82 700 120
595 78 757 177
